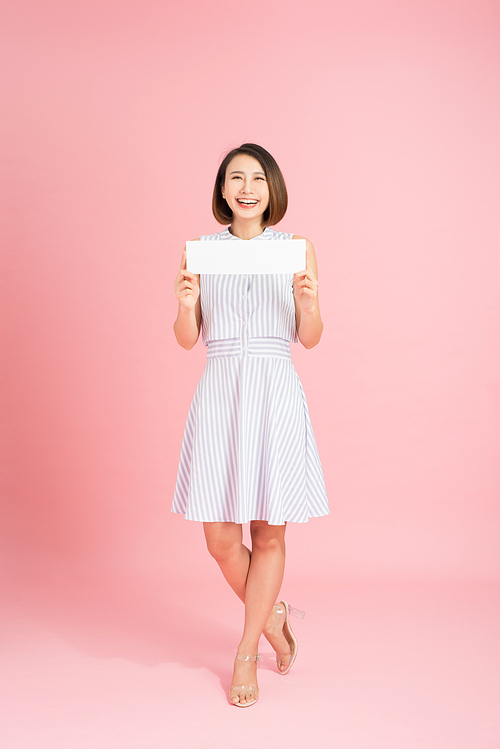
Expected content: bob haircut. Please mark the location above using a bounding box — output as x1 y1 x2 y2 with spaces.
212 143 288 226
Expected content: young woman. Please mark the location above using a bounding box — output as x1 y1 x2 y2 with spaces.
172 143 329 707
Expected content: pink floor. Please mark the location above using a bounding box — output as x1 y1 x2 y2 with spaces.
2 574 499 748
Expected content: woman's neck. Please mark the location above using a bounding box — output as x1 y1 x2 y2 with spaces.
228 218 267 240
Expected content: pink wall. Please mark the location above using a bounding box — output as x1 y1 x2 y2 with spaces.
1 0 499 593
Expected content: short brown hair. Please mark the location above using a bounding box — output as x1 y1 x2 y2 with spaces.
212 143 288 226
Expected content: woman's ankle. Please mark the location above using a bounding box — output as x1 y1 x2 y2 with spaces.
236 639 260 656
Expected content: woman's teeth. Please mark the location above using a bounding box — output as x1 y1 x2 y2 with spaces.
237 199 257 205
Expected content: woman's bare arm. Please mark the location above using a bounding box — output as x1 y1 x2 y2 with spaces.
173 242 201 350
292 236 323 349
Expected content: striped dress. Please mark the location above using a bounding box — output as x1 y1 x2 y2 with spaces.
171 226 329 525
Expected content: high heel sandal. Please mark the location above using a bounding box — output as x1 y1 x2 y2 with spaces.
269 600 305 676
229 653 260 707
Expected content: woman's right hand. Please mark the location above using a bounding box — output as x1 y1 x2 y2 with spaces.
174 248 200 311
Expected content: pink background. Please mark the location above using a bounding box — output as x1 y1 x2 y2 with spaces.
1 1 499 747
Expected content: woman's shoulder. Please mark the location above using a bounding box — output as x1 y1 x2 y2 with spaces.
199 228 232 241
290 233 314 250
268 228 294 240
270 229 313 248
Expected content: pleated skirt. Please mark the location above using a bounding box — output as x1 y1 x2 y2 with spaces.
171 337 329 525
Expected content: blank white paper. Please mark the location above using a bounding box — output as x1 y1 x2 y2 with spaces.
186 239 306 274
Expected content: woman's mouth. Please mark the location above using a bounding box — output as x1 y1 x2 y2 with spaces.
237 199 258 207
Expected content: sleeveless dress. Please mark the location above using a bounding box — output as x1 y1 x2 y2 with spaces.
171 227 329 525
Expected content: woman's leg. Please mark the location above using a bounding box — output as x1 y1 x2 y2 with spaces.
203 520 286 623
203 522 250 602
238 520 287 644
204 520 290 704
231 521 287 704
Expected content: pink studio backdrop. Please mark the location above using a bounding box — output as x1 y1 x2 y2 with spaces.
1 0 499 600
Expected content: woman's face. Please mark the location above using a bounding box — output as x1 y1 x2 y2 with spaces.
222 154 270 223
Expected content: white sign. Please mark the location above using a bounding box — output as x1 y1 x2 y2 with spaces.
186 239 306 274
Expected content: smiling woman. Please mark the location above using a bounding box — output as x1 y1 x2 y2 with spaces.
223 157 269 219
172 143 329 707
212 143 288 229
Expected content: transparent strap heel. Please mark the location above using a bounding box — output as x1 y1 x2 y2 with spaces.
230 653 260 708
271 600 305 675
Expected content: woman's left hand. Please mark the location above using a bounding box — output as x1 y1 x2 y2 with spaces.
293 250 318 313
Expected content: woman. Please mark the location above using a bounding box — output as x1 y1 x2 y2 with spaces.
172 143 329 707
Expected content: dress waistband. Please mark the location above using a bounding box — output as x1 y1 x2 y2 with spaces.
206 338 291 360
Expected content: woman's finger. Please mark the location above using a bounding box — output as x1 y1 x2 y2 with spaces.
178 269 197 283
174 273 188 289
295 275 316 288
294 281 317 297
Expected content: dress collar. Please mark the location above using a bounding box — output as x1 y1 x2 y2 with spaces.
223 226 274 240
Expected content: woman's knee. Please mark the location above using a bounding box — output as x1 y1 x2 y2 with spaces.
250 522 286 554
204 523 242 562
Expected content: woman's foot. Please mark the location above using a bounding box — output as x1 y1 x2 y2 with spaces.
263 603 293 673
229 653 260 707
